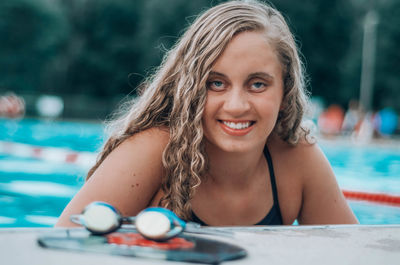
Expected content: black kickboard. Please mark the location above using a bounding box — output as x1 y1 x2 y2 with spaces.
37 230 247 264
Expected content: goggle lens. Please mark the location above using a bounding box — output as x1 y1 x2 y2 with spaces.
70 202 186 241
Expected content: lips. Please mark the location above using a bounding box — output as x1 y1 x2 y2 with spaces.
218 120 255 136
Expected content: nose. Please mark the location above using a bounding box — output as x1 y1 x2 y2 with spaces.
222 88 250 116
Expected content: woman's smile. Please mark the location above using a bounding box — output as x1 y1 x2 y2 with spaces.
218 120 256 136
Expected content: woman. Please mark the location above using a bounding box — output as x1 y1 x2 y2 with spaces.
56 0 358 226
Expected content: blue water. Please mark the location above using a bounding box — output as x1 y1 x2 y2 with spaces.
321 141 400 195
1 119 400 227
0 119 103 227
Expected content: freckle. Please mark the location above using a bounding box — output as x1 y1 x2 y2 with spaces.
131 185 134 188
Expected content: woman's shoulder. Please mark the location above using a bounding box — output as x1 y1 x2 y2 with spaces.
131 125 169 138
270 137 358 224
55 126 171 225
105 126 170 168
268 133 318 160
123 126 170 150
268 134 327 180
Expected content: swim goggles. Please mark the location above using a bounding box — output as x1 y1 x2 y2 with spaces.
70 201 186 241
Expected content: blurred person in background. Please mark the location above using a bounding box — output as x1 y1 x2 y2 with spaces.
374 107 398 137
317 104 344 136
0 92 25 119
341 100 362 135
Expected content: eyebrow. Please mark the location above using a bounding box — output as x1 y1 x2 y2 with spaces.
208 71 227 78
247 72 274 82
208 71 274 81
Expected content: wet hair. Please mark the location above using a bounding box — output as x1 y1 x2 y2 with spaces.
87 0 309 220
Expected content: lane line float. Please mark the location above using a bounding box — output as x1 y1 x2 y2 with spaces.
0 140 97 168
343 190 400 207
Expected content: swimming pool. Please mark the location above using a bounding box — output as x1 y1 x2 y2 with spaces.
1 119 400 227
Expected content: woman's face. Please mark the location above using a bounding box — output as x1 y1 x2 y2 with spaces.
202 31 284 154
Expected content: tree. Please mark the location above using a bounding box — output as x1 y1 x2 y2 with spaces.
270 0 356 107
0 0 68 94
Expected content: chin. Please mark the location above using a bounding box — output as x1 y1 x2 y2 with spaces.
209 139 262 154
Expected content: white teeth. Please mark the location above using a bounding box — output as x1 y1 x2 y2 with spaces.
222 121 251 129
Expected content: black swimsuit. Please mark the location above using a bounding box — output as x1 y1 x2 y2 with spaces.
191 147 283 226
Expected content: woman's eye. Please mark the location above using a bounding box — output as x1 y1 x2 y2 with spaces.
213 81 223 87
207 80 225 91
250 82 267 91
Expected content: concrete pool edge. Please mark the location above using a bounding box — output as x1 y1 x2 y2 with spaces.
0 225 399 265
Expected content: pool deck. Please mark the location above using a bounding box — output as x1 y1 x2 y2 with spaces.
1 225 399 264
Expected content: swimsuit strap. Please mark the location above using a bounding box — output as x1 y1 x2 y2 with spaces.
260 146 283 225
191 146 283 225
263 146 281 211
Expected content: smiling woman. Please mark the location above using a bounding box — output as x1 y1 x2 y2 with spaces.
202 31 283 154
56 0 358 228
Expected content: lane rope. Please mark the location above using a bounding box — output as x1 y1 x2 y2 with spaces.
343 190 400 207
0 140 97 168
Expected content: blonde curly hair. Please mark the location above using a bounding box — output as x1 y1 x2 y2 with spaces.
87 0 309 220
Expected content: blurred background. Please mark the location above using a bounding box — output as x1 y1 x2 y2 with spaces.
0 0 399 227
0 0 399 122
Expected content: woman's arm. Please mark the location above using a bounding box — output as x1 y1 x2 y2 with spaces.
297 144 359 224
55 127 170 227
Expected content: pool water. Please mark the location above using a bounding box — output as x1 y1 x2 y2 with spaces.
0 119 102 227
320 139 400 224
320 140 400 195
1 119 400 227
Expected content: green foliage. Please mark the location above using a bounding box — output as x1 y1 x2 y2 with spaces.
271 0 357 106
62 0 144 97
0 0 68 93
